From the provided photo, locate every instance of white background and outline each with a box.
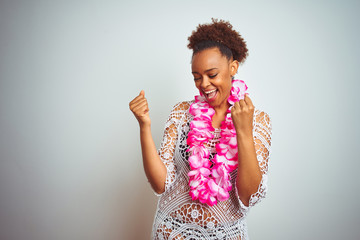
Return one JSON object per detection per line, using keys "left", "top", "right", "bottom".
{"left": 0, "top": 0, "right": 359, "bottom": 239}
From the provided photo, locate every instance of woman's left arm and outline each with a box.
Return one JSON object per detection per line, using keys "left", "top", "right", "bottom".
{"left": 231, "top": 94, "right": 272, "bottom": 207}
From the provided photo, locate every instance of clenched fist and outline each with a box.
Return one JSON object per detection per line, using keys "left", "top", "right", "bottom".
{"left": 231, "top": 94, "right": 254, "bottom": 137}
{"left": 129, "top": 90, "right": 151, "bottom": 127}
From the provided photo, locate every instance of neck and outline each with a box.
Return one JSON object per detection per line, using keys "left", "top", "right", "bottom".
{"left": 213, "top": 99, "right": 230, "bottom": 116}
{"left": 212, "top": 102, "right": 230, "bottom": 129}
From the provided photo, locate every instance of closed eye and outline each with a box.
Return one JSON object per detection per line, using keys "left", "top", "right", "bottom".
{"left": 209, "top": 73, "right": 218, "bottom": 78}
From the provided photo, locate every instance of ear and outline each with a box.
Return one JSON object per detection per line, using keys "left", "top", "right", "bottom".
{"left": 230, "top": 60, "right": 239, "bottom": 76}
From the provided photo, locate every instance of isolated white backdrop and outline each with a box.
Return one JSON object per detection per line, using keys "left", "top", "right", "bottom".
{"left": 0, "top": 0, "right": 359, "bottom": 239}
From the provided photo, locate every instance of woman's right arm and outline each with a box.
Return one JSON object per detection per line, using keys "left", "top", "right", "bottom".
{"left": 129, "top": 90, "right": 167, "bottom": 194}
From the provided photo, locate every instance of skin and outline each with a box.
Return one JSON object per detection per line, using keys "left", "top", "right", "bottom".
{"left": 191, "top": 47, "right": 237, "bottom": 127}
{"left": 192, "top": 48, "right": 261, "bottom": 206}
{"left": 129, "top": 90, "right": 167, "bottom": 194}
{"left": 129, "top": 47, "right": 262, "bottom": 206}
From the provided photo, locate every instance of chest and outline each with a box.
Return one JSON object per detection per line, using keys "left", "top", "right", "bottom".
{"left": 175, "top": 121, "right": 221, "bottom": 170}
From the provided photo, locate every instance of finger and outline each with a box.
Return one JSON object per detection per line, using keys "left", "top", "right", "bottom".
{"left": 239, "top": 99, "right": 246, "bottom": 109}
{"left": 232, "top": 101, "right": 239, "bottom": 110}
{"left": 136, "top": 104, "right": 149, "bottom": 115}
{"left": 129, "top": 93, "right": 145, "bottom": 106}
{"left": 131, "top": 97, "right": 147, "bottom": 106}
{"left": 244, "top": 94, "right": 254, "bottom": 108}
{"left": 130, "top": 98, "right": 148, "bottom": 111}
{"left": 131, "top": 100, "right": 149, "bottom": 113}
{"left": 139, "top": 90, "right": 145, "bottom": 97}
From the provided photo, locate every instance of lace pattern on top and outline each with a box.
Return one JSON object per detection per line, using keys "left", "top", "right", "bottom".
{"left": 152, "top": 101, "right": 272, "bottom": 239}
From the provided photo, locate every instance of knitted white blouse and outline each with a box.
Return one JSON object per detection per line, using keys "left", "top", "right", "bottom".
{"left": 152, "top": 100, "right": 272, "bottom": 240}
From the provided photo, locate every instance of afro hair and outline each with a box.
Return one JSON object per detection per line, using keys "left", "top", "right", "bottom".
{"left": 187, "top": 18, "right": 248, "bottom": 64}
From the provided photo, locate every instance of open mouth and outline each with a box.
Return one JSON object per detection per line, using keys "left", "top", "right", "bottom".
{"left": 204, "top": 89, "right": 218, "bottom": 101}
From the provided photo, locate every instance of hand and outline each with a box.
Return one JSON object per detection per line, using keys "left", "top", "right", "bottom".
{"left": 129, "top": 90, "right": 151, "bottom": 127}
{"left": 231, "top": 94, "right": 254, "bottom": 137}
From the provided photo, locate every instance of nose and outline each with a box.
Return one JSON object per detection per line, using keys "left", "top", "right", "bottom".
{"left": 200, "top": 77, "right": 210, "bottom": 89}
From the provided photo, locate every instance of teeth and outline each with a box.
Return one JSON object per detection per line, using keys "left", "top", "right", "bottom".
{"left": 205, "top": 89, "right": 217, "bottom": 94}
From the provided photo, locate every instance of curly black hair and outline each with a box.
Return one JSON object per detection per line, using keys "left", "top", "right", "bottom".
{"left": 187, "top": 18, "right": 248, "bottom": 64}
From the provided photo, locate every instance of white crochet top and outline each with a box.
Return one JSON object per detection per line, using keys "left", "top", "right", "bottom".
{"left": 152, "top": 101, "right": 272, "bottom": 240}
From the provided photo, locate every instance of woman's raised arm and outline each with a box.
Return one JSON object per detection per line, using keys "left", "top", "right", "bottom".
{"left": 129, "top": 90, "right": 167, "bottom": 194}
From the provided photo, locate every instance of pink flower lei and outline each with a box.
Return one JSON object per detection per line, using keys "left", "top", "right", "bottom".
{"left": 187, "top": 79, "right": 248, "bottom": 206}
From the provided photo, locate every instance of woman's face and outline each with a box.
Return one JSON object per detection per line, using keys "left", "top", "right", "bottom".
{"left": 191, "top": 47, "right": 239, "bottom": 110}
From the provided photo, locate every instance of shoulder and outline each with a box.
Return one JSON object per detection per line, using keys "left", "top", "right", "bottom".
{"left": 166, "top": 100, "right": 194, "bottom": 124}
{"left": 253, "top": 108, "right": 272, "bottom": 129}
{"left": 170, "top": 100, "right": 194, "bottom": 113}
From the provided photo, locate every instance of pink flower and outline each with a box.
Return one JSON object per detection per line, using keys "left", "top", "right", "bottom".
{"left": 212, "top": 165, "right": 232, "bottom": 192}
{"left": 213, "top": 155, "right": 238, "bottom": 172}
{"left": 207, "top": 178, "right": 230, "bottom": 202}
{"left": 215, "top": 143, "right": 228, "bottom": 155}
{"left": 190, "top": 119, "right": 213, "bottom": 130}
{"left": 228, "top": 80, "right": 248, "bottom": 105}
{"left": 197, "top": 185, "right": 217, "bottom": 206}
{"left": 186, "top": 79, "right": 248, "bottom": 206}
{"left": 187, "top": 145, "right": 210, "bottom": 158}
{"left": 188, "top": 154, "right": 203, "bottom": 169}
{"left": 188, "top": 167, "right": 211, "bottom": 180}
{"left": 227, "top": 94, "right": 239, "bottom": 105}
{"left": 228, "top": 136, "right": 237, "bottom": 148}
{"left": 187, "top": 128, "right": 214, "bottom": 144}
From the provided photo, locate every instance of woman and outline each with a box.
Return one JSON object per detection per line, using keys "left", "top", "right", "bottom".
{"left": 129, "top": 19, "right": 272, "bottom": 240}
